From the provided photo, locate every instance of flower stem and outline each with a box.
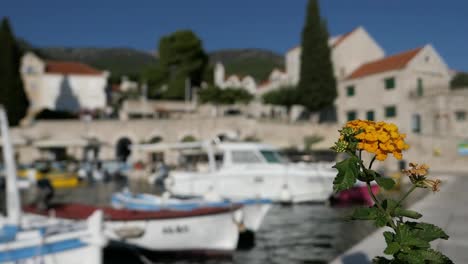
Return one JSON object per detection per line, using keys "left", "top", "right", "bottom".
{"left": 368, "top": 155, "right": 376, "bottom": 170}
{"left": 396, "top": 184, "right": 417, "bottom": 207}
{"left": 366, "top": 182, "right": 397, "bottom": 230}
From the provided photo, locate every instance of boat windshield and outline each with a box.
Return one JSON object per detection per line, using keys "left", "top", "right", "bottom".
{"left": 260, "top": 150, "right": 285, "bottom": 164}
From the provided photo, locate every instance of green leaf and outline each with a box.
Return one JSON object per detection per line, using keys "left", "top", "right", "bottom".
{"left": 375, "top": 212, "right": 388, "bottom": 227}
{"left": 406, "top": 222, "right": 449, "bottom": 242}
{"left": 397, "top": 249, "right": 453, "bottom": 264}
{"left": 417, "top": 248, "right": 454, "bottom": 264}
{"left": 394, "top": 208, "right": 422, "bottom": 219}
{"left": 375, "top": 176, "right": 395, "bottom": 190}
{"left": 350, "top": 207, "right": 379, "bottom": 220}
{"left": 396, "top": 223, "right": 430, "bottom": 249}
{"left": 383, "top": 231, "right": 395, "bottom": 244}
{"left": 384, "top": 242, "right": 401, "bottom": 255}
{"left": 332, "top": 156, "right": 359, "bottom": 192}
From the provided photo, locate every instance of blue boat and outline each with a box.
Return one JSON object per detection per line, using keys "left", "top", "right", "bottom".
{"left": 111, "top": 190, "right": 272, "bottom": 232}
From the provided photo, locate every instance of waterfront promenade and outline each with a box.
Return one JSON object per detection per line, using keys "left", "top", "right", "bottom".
{"left": 332, "top": 174, "right": 468, "bottom": 263}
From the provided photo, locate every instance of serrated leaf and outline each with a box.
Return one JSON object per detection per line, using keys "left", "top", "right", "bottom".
{"left": 396, "top": 223, "right": 430, "bottom": 249}
{"left": 375, "top": 176, "right": 395, "bottom": 190}
{"left": 384, "top": 242, "right": 401, "bottom": 255}
{"left": 397, "top": 249, "right": 453, "bottom": 264}
{"left": 396, "top": 252, "right": 425, "bottom": 264}
{"left": 383, "top": 231, "right": 395, "bottom": 244}
{"left": 406, "top": 222, "right": 449, "bottom": 242}
{"left": 350, "top": 207, "right": 379, "bottom": 220}
{"left": 332, "top": 156, "right": 359, "bottom": 192}
{"left": 417, "top": 248, "right": 454, "bottom": 264}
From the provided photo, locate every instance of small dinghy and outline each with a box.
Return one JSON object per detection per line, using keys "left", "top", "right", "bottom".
{"left": 111, "top": 190, "right": 272, "bottom": 232}
{"left": 24, "top": 203, "right": 241, "bottom": 253}
{"left": 0, "top": 106, "right": 106, "bottom": 264}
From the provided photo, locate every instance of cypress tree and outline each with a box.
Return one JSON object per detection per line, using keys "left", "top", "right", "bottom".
{"left": 0, "top": 17, "right": 29, "bottom": 126}
{"left": 297, "top": 0, "right": 336, "bottom": 112}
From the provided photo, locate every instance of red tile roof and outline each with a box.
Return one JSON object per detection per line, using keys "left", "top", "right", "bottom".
{"left": 45, "top": 61, "right": 103, "bottom": 75}
{"left": 347, "top": 47, "right": 423, "bottom": 79}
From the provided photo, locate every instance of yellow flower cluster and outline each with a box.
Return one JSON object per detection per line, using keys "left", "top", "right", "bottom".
{"left": 345, "top": 120, "right": 409, "bottom": 161}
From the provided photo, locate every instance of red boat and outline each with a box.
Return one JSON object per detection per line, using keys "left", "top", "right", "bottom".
{"left": 330, "top": 183, "right": 380, "bottom": 206}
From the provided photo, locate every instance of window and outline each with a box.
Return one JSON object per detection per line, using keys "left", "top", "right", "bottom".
{"left": 231, "top": 151, "right": 262, "bottom": 164}
{"left": 347, "top": 111, "right": 357, "bottom": 121}
{"left": 260, "top": 150, "right": 283, "bottom": 163}
{"left": 346, "top": 85, "right": 355, "bottom": 97}
{"left": 412, "top": 114, "right": 421, "bottom": 133}
{"left": 455, "top": 111, "right": 466, "bottom": 121}
{"left": 366, "top": 111, "right": 375, "bottom": 121}
{"left": 384, "top": 77, "right": 396, "bottom": 90}
{"left": 385, "top": 106, "right": 397, "bottom": 118}
{"left": 417, "top": 78, "right": 424, "bottom": 96}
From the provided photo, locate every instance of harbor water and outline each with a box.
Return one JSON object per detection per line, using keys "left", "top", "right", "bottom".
{"left": 2, "top": 181, "right": 376, "bottom": 264}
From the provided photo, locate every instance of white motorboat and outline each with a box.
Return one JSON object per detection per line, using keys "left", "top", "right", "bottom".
{"left": 0, "top": 106, "right": 106, "bottom": 264}
{"left": 111, "top": 190, "right": 272, "bottom": 232}
{"left": 134, "top": 141, "right": 336, "bottom": 203}
{"left": 24, "top": 203, "right": 241, "bottom": 253}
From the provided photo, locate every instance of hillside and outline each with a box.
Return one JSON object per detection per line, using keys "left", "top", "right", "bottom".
{"left": 25, "top": 45, "right": 283, "bottom": 83}
{"left": 39, "top": 47, "right": 158, "bottom": 80}
{"left": 209, "top": 48, "right": 284, "bottom": 82}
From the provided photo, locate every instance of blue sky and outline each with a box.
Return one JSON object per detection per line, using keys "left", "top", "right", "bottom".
{"left": 2, "top": 0, "right": 467, "bottom": 71}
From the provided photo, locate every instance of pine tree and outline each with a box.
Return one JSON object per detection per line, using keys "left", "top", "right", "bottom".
{"left": 0, "top": 17, "right": 29, "bottom": 126}
{"left": 154, "top": 30, "right": 208, "bottom": 100}
{"left": 297, "top": 0, "right": 336, "bottom": 112}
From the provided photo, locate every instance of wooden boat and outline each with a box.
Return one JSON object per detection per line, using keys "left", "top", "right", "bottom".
{"left": 0, "top": 106, "right": 106, "bottom": 264}
{"left": 111, "top": 191, "right": 272, "bottom": 232}
{"left": 24, "top": 203, "right": 241, "bottom": 253}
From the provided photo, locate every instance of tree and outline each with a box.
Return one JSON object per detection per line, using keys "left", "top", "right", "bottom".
{"left": 146, "top": 30, "right": 208, "bottom": 100}
{"left": 451, "top": 72, "right": 468, "bottom": 89}
{"left": 297, "top": 0, "right": 336, "bottom": 112}
{"left": 0, "top": 17, "right": 29, "bottom": 126}
{"left": 198, "top": 85, "right": 253, "bottom": 105}
{"left": 262, "top": 86, "right": 299, "bottom": 114}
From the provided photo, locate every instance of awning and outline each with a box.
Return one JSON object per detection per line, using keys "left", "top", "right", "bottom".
{"left": 132, "top": 141, "right": 206, "bottom": 153}
{"left": 34, "top": 138, "right": 88, "bottom": 148}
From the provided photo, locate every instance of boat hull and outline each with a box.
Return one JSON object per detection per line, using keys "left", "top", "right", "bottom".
{"left": 105, "top": 212, "right": 239, "bottom": 251}
{"left": 24, "top": 204, "right": 240, "bottom": 252}
{"left": 166, "top": 169, "right": 335, "bottom": 203}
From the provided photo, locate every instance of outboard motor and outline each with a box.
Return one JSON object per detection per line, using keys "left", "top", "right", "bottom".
{"left": 36, "top": 178, "right": 55, "bottom": 211}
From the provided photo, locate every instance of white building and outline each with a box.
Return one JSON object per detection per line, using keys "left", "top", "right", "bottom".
{"left": 20, "top": 52, "right": 109, "bottom": 114}
{"left": 213, "top": 62, "right": 256, "bottom": 94}
{"left": 336, "top": 45, "right": 452, "bottom": 135}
